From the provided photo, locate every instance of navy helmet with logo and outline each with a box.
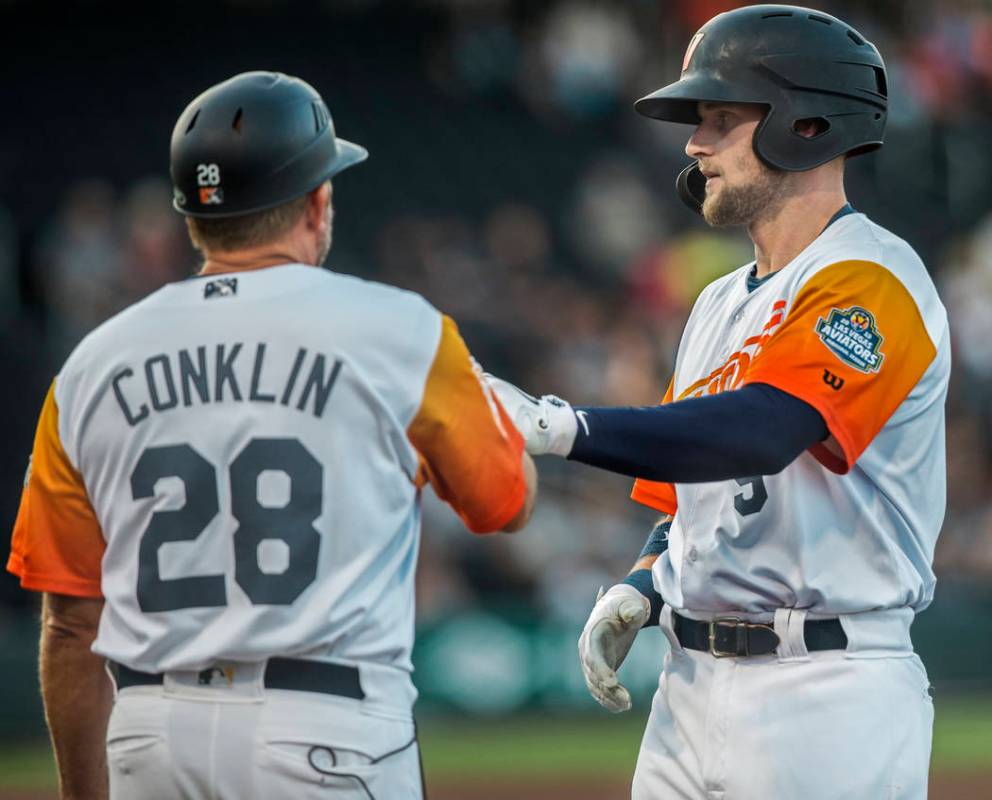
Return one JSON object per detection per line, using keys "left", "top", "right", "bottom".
{"left": 170, "top": 71, "right": 367, "bottom": 218}
{"left": 635, "top": 5, "right": 888, "bottom": 213}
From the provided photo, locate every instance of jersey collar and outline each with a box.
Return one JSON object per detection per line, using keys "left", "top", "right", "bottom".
{"left": 746, "top": 203, "right": 856, "bottom": 293}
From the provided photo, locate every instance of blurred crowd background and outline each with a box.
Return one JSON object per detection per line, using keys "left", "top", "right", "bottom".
{"left": 2, "top": 0, "right": 992, "bottom": 716}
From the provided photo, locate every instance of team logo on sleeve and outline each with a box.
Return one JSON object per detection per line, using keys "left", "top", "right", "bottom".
{"left": 815, "top": 306, "right": 884, "bottom": 373}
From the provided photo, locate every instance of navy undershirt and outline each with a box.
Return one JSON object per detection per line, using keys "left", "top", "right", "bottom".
{"left": 570, "top": 383, "right": 827, "bottom": 482}
{"left": 745, "top": 203, "right": 855, "bottom": 293}
{"left": 567, "top": 206, "right": 852, "bottom": 482}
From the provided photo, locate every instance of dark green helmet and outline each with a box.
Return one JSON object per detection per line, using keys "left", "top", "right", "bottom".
{"left": 170, "top": 71, "right": 367, "bottom": 218}
{"left": 635, "top": 5, "right": 887, "bottom": 212}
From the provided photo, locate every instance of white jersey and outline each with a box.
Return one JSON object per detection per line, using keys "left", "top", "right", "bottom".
{"left": 633, "top": 212, "right": 949, "bottom": 616}
{"left": 9, "top": 264, "right": 525, "bottom": 709}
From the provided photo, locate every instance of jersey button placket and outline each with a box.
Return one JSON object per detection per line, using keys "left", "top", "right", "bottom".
{"left": 719, "top": 302, "right": 748, "bottom": 361}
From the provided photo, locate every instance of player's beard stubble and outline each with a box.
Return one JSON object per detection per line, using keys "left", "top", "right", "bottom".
{"left": 701, "top": 153, "right": 791, "bottom": 228}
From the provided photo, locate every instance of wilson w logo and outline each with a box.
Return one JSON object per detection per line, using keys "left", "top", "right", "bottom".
{"left": 822, "top": 369, "right": 845, "bottom": 391}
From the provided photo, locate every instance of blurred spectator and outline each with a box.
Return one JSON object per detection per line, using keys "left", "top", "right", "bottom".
{"left": 568, "top": 154, "right": 668, "bottom": 279}
{"left": 526, "top": 2, "right": 642, "bottom": 118}
{"left": 119, "top": 177, "right": 197, "bottom": 298}
{"left": 33, "top": 180, "right": 124, "bottom": 359}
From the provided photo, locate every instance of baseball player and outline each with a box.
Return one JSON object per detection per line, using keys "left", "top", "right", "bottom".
{"left": 490, "top": 6, "right": 947, "bottom": 799}
{"left": 8, "top": 71, "right": 536, "bottom": 800}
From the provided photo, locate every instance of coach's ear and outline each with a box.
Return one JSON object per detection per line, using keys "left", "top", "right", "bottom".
{"left": 304, "top": 180, "right": 332, "bottom": 233}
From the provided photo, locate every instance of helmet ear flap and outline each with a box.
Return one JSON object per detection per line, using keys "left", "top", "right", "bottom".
{"left": 677, "top": 163, "right": 707, "bottom": 215}
{"left": 752, "top": 107, "right": 882, "bottom": 172}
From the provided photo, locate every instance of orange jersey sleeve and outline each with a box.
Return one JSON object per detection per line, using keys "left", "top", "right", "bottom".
{"left": 743, "top": 260, "right": 936, "bottom": 474}
{"left": 408, "top": 316, "right": 526, "bottom": 534}
{"left": 630, "top": 377, "right": 679, "bottom": 514}
{"left": 7, "top": 381, "right": 105, "bottom": 597}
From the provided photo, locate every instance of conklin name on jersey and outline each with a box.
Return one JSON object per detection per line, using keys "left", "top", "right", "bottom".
{"left": 111, "top": 342, "right": 344, "bottom": 425}
{"left": 8, "top": 265, "right": 526, "bottom": 715}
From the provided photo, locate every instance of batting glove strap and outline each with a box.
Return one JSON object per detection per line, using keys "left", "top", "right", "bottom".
{"left": 484, "top": 375, "right": 578, "bottom": 457}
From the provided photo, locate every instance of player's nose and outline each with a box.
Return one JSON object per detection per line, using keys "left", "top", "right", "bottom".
{"left": 685, "top": 127, "right": 713, "bottom": 160}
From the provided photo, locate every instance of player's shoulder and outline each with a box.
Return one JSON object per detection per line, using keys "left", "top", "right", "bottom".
{"left": 305, "top": 268, "right": 444, "bottom": 351}
{"left": 798, "top": 213, "right": 947, "bottom": 341}
{"left": 804, "top": 213, "right": 930, "bottom": 288}
{"left": 243, "top": 264, "right": 440, "bottom": 324}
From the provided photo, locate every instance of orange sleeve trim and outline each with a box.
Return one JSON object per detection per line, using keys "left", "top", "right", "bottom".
{"left": 6, "top": 552, "right": 103, "bottom": 597}
{"left": 408, "top": 316, "right": 526, "bottom": 534}
{"left": 630, "top": 480, "right": 678, "bottom": 514}
{"left": 8, "top": 381, "right": 105, "bottom": 594}
{"left": 743, "top": 260, "right": 936, "bottom": 472}
{"left": 461, "top": 452, "right": 527, "bottom": 533}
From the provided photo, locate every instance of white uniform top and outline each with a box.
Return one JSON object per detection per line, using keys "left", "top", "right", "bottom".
{"left": 632, "top": 213, "right": 950, "bottom": 617}
{"left": 9, "top": 264, "right": 525, "bottom": 710}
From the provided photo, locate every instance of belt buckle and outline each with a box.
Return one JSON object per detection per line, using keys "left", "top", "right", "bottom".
{"left": 709, "top": 616, "right": 743, "bottom": 658}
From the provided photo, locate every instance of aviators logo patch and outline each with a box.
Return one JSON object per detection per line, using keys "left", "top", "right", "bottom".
{"left": 815, "top": 306, "right": 885, "bottom": 374}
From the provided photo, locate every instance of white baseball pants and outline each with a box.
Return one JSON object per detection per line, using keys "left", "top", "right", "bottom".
{"left": 632, "top": 607, "right": 933, "bottom": 800}
{"left": 106, "top": 663, "right": 424, "bottom": 800}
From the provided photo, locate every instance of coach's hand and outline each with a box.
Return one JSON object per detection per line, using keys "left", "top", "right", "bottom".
{"left": 578, "top": 584, "right": 650, "bottom": 713}
{"left": 484, "top": 375, "right": 578, "bottom": 457}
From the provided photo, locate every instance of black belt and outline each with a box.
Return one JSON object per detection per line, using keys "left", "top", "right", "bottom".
{"left": 109, "top": 658, "right": 365, "bottom": 700}
{"left": 673, "top": 612, "right": 847, "bottom": 658}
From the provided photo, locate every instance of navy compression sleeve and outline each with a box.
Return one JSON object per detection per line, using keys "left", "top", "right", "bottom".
{"left": 569, "top": 383, "right": 828, "bottom": 483}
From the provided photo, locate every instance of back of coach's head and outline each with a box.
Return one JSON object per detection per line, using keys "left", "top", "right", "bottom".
{"left": 169, "top": 71, "right": 367, "bottom": 259}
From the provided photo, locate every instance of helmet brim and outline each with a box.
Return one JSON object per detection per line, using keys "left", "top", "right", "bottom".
{"left": 634, "top": 74, "right": 770, "bottom": 124}
{"left": 174, "top": 137, "right": 369, "bottom": 218}
{"left": 329, "top": 138, "right": 369, "bottom": 177}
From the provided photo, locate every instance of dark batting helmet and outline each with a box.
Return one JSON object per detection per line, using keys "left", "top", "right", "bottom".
{"left": 635, "top": 5, "right": 887, "bottom": 213}
{"left": 170, "top": 71, "right": 367, "bottom": 218}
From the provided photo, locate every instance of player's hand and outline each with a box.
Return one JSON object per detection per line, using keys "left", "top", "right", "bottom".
{"left": 483, "top": 375, "right": 578, "bottom": 457}
{"left": 578, "top": 584, "right": 650, "bottom": 713}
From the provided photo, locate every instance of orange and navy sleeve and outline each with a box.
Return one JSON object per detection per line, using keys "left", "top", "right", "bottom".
{"left": 743, "top": 260, "right": 936, "bottom": 474}
{"left": 630, "top": 377, "right": 679, "bottom": 514}
{"left": 7, "top": 381, "right": 105, "bottom": 597}
{"left": 407, "top": 316, "right": 526, "bottom": 534}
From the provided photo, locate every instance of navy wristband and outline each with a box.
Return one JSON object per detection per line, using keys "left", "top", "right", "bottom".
{"left": 639, "top": 521, "right": 671, "bottom": 560}
{"left": 622, "top": 569, "right": 663, "bottom": 628}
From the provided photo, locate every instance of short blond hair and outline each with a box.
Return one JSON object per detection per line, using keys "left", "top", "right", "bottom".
{"left": 185, "top": 193, "right": 309, "bottom": 253}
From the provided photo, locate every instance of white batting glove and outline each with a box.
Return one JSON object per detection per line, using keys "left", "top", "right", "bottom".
{"left": 484, "top": 375, "right": 579, "bottom": 456}
{"left": 578, "top": 584, "right": 650, "bottom": 713}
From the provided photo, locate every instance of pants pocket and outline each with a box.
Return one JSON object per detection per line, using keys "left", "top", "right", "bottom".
{"left": 107, "top": 734, "right": 173, "bottom": 800}
{"left": 258, "top": 739, "right": 422, "bottom": 800}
